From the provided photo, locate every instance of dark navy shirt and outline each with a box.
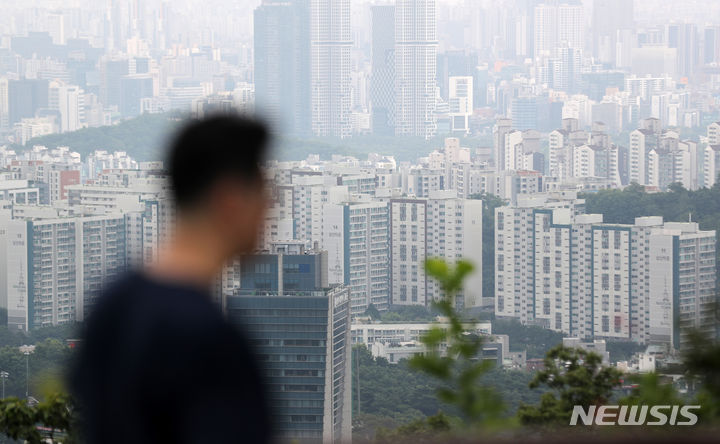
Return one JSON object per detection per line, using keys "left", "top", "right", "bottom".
{"left": 71, "top": 272, "right": 270, "bottom": 444}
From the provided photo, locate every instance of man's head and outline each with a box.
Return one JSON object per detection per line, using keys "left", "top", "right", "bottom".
{"left": 167, "top": 115, "right": 270, "bottom": 256}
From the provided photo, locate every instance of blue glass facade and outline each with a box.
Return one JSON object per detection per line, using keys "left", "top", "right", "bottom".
{"left": 227, "top": 252, "right": 350, "bottom": 442}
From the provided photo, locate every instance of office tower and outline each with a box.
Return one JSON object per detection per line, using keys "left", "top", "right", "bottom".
{"left": 534, "top": 3, "right": 583, "bottom": 59}
{"left": 545, "top": 44, "right": 582, "bottom": 93}
{"left": 254, "top": 0, "right": 311, "bottom": 136}
{"left": 448, "top": 76, "right": 473, "bottom": 134}
{"left": 592, "top": 0, "right": 634, "bottom": 65}
{"left": 436, "top": 51, "right": 477, "bottom": 101}
{"left": 557, "top": 3, "right": 584, "bottom": 51}
{"left": 226, "top": 247, "right": 351, "bottom": 442}
{"left": 630, "top": 46, "right": 678, "bottom": 78}
{"left": 8, "top": 79, "right": 49, "bottom": 125}
{"left": 370, "top": 5, "right": 395, "bottom": 136}
{"left": 120, "top": 75, "right": 154, "bottom": 117}
{"left": 494, "top": 118, "right": 513, "bottom": 171}
{"left": 394, "top": 0, "right": 437, "bottom": 138}
{"left": 703, "top": 26, "right": 720, "bottom": 65}
{"left": 101, "top": 58, "right": 129, "bottom": 109}
{"left": 510, "top": 96, "right": 538, "bottom": 130}
{"left": 322, "top": 199, "right": 390, "bottom": 314}
{"left": 49, "top": 81, "right": 85, "bottom": 132}
{"left": 0, "top": 78, "right": 8, "bottom": 130}
{"left": 311, "top": 0, "right": 352, "bottom": 138}
{"left": 667, "top": 23, "right": 699, "bottom": 79}
{"left": 0, "top": 215, "right": 127, "bottom": 330}
{"left": 533, "top": 3, "right": 558, "bottom": 59}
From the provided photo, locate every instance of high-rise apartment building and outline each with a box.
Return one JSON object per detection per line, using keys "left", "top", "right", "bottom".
{"left": 0, "top": 214, "right": 127, "bottom": 330}
{"left": 322, "top": 199, "right": 390, "bottom": 314}
{"left": 389, "top": 198, "right": 428, "bottom": 306}
{"left": 394, "top": 0, "right": 437, "bottom": 138}
{"left": 311, "top": 0, "right": 352, "bottom": 138}
{"left": 495, "top": 196, "right": 716, "bottom": 349}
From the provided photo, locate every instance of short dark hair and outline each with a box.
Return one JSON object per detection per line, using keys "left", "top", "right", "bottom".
{"left": 167, "top": 115, "right": 269, "bottom": 209}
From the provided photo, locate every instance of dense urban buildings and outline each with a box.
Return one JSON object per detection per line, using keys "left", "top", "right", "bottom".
{"left": 1, "top": 1, "right": 720, "bottom": 427}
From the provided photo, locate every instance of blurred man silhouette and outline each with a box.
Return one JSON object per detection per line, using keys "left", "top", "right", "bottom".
{"left": 72, "top": 116, "right": 271, "bottom": 443}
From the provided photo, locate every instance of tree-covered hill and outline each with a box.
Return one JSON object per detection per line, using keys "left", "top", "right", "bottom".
{"left": 14, "top": 112, "right": 493, "bottom": 163}
{"left": 18, "top": 112, "right": 182, "bottom": 161}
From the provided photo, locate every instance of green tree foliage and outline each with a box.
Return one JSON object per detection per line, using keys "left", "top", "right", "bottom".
{"left": 20, "top": 117, "right": 494, "bottom": 164}
{"left": 491, "top": 319, "right": 564, "bottom": 359}
{"left": 374, "top": 412, "right": 457, "bottom": 444}
{"left": 19, "top": 113, "right": 181, "bottom": 162}
{"left": 363, "top": 304, "right": 382, "bottom": 320}
{"left": 0, "top": 393, "right": 75, "bottom": 443}
{"left": 380, "top": 305, "right": 437, "bottom": 322}
{"left": 518, "top": 345, "right": 622, "bottom": 427}
{"left": 409, "top": 259, "right": 504, "bottom": 425}
{"left": 468, "top": 193, "right": 508, "bottom": 302}
{"left": 605, "top": 341, "right": 646, "bottom": 363}
{"left": 273, "top": 134, "right": 491, "bottom": 163}
{"left": 582, "top": 183, "right": 720, "bottom": 280}
{"left": 618, "top": 372, "right": 686, "bottom": 408}
{"left": 0, "top": 339, "right": 73, "bottom": 400}
{"left": 683, "top": 328, "right": 720, "bottom": 420}
{"left": 352, "top": 345, "right": 443, "bottom": 424}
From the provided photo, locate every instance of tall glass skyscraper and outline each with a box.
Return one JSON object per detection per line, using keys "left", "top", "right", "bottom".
{"left": 394, "top": 0, "right": 438, "bottom": 138}
{"left": 226, "top": 250, "right": 351, "bottom": 442}
{"left": 254, "top": 0, "right": 312, "bottom": 136}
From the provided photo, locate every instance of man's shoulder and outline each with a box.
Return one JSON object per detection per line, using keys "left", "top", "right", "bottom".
{"left": 91, "top": 271, "right": 225, "bottom": 332}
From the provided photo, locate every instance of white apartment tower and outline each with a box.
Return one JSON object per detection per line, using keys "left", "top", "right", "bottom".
{"left": 496, "top": 198, "right": 716, "bottom": 349}
{"left": 0, "top": 215, "right": 128, "bottom": 330}
{"left": 322, "top": 199, "right": 390, "bottom": 314}
{"left": 534, "top": 3, "right": 584, "bottom": 59}
{"left": 394, "top": 0, "right": 437, "bottom": 138}
{"left": 311, "top": 0, "right": 352, "bottom": 138}
{"left": 389, "top": 198, "right": 428, "bottom": 306}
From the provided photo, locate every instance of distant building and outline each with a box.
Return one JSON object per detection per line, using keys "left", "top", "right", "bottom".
{"left": 370, "top": 5, "right": 396, "bottom": 136}
{"left": 254, "top": 0, "right": 311, "bottom": 136}
{"left": 394, "top": 0, "right": 437, "bottom": 138}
